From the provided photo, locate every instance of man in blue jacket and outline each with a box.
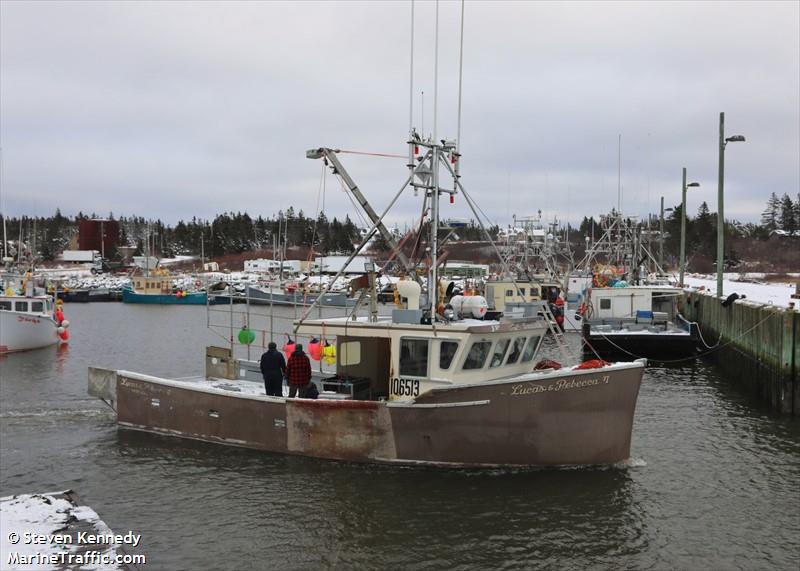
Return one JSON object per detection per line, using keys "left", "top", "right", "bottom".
{"left": 260, "top": 342, "right": 286, "bottom": 397}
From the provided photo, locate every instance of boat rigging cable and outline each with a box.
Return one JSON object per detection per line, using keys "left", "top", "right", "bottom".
{"left": 409, "top": 0, "right": 415, "bottom": 140}
{"left": 306, "top": 160, "right": 327, "bottom": 305}
{"left": 456, "top": 0, "right": 465, "bottom": 161}
{"left": 337, "top": 149, "right": 406, "bottom": 159}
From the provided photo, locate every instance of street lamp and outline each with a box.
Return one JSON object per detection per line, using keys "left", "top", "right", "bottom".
{"left": 678, "top": 168, "right": 700, "bottom": 287}
{"left": 717, "top": 112, "right": 746, "bottom": 297}
{"left": 659, "top": 197, "right": 673, "bottom": 271}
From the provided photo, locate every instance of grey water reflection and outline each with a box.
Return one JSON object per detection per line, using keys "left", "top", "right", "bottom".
{"left": 112, "top": 429, "right": 646, "bottom": 571}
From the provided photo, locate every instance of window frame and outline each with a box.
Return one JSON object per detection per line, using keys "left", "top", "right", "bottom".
{"left": 506, "top": 336, "right": 527, "bottom": 365}
{"left": 438, "top": 339, "right": 460, "bottom": 371}
{"left": 521, "top": 335, "right": 541, "bottom": 363}
{"left": 462, "top": 340, "right": 493, "bottom": 370}
{"left": 489, "top": 338, "right": 511, "bottom": 368}
{"left": 399, "top": 337, "right": 431, "bottom": 378}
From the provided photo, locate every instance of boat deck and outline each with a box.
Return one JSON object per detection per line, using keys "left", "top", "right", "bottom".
{"left": 122, "top": 359, "right": 641, "bottom": 404}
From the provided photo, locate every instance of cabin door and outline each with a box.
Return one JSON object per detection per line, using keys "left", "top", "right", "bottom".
{"left": 336, "top": 336, "right": 391, "bottom": 400}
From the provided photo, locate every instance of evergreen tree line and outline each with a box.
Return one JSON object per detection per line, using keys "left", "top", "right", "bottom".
{"left": 759, "top": 192, "right": 800, "bottom": 236}
{"left": 0, "top": 208, "right": 363, "bottom": 261}
{"left": 3, "top": 192, "right": 796, "bottom": 263}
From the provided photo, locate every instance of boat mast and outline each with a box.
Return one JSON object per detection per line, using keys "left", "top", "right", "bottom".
{"left": 429, "top": 0, "right": 440, "bottom": 318}
{"left": 0, "top": 147, "right": 6, "bottom": 265}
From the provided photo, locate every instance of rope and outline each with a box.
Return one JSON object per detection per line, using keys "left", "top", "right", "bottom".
{"left": 306, "top": 161, "right": 326, "bottom": 264}
{"left": 580, "top": 333, "right": 606, "bottom": 362}
{"left": 336, "top": 175, "right": 370, "bottom": 229}
{"left": 337, "top": 149, "right": 407, "bottom": 159}
{"left": 688, "top": 320, "right": 722, "bottom": 349}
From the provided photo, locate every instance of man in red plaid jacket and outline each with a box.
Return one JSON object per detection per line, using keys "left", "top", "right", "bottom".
{"left": 285, "top": 344, "right": 312, "bottom": 398}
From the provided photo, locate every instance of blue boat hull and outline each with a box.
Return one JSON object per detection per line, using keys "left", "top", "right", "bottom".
{"left": 122, "top": 288, "right": 208, "bottom": 305}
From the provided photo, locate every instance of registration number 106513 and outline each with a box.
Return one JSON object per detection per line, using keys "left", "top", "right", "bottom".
{"left": 390, "top": 377, "right": 420, "bottom": 397}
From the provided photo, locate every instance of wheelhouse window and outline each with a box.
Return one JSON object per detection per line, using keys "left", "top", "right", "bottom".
{"left": 505, "top": 289, "right": 514, "bottom": 297}
{"left": 489, "top": 339, "right": 510, "bottom": 368}
{"left": 463, "top": 341, "right": 492, "bottom": 370}
{"left": 0, "top": 301, "right": 11, "bottom": 311}
{"left": 521, "top": 336, "right": 540, "bottom": 362}
{"left": 15, "top": 301, "right": 28, "bottom": 312}
{"left": 340, "top": 341, "right": 361, "bottom": 366}
{"left": 400, "top": 338, "right": 429, "bottom": 377}
{"left": 506, "top": 336, "right": 526, "bottom": 365}
{"left": 600, "top": 298, "right": 611, "bottom": 310}
{"left": 31, "top": 302, "right": 44, "bottom": 312}
{"left": 439, "top": 341, "right": 459, "bottom": 370}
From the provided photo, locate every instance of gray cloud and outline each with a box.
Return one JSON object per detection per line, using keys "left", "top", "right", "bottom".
{"left": 1, "top": 0, "right": 797, "bottom": 228}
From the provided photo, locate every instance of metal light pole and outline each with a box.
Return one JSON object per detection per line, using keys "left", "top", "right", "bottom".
{"left": 717, "top": 112, "right": 746, "bottom": 297}
{"left": 660, "top": 196, "right": 665, "bottom": 270}
{"left": 679, "top": 168, "right": 700, "bottom": 287}
{"left": 659, "top": 197, "right": 673, "bottom": 272}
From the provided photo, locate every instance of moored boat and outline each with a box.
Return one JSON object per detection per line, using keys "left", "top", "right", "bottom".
{"left": 122, "top": 273, "right": 209, "bottom": 305}
{"left": 0, "top": 276, "right": 71, "bottom": 353}
{"left": 580, "top": 285, "right": 698, "bottom": 362}
{"left": 246, "top": 284, "right": 357, "bottom": 307}
{"left": 89, "top": 130, "right": 646, "bottom": 468}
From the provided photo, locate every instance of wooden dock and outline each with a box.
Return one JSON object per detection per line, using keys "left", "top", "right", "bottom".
{"left": 682, "top": 290, "right": 799, "bottom": 415}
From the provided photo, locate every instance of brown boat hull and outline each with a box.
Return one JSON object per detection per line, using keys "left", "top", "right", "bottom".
{"left": 96, "top": 362, "right": 644, "bottom": 468}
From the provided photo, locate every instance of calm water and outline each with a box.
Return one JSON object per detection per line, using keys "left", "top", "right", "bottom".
{"left": 1, "top": 303, "right": 798, "bottom": 570}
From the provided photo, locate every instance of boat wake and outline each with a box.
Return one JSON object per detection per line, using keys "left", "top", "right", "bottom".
{"left": 0, "top": 407, "right": 112, "bottom": 421}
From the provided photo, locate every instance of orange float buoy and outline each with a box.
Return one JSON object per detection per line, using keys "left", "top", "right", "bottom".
{"left": 308, "top": 338, "right": 322, "bottom": 361}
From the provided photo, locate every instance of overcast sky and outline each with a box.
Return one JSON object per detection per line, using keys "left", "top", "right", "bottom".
{"left": 1, "top": 0, "right": 798, "bottom": 230}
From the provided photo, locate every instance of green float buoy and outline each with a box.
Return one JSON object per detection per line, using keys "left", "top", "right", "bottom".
{"left": 238, "top": 328, "right": 256, "bottom": 345}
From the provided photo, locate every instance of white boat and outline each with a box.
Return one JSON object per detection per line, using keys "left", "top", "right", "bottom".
{"left": 0, "top": 293, "right": 61, "bottom": 353}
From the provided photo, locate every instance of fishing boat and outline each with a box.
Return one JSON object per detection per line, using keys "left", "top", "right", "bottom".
{"left": 58, "top": 286, "right": 121, "bottom": 303}
{"left": 246, "top": 283, "right": 357, "bottom": 308}
{"left": 122, "top": 273, "right": 208, "bottom": 305}
{"left": 1, "top": 277, "right": 70, "bottom": 353}
{"left": 89, "top": 127, "right": 646, "bottom": 467}
{"left": 580, "top": 284, "right": 698, "bottom": 362}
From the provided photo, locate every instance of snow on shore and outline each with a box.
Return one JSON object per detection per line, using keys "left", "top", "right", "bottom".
{"left": 0, "top": 492, "right": 127, "bottom": 570}
{"left": 683, "top": 273, "right": 799, "bottom": 308}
